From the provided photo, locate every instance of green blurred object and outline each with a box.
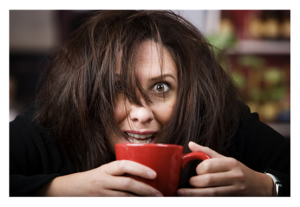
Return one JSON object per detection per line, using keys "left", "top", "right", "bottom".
{"left": 248, "top": 87, "right": 262, "bottom": 102}
{"left": 207, "top": 33, "right": 237, "bottom": 70}
{"left": 264, "top": 68, "right": 282, "bottom": 84}
{"left": 207, "top": 32, "right": 237, "bottom": 51}
{"left": 232, "top": 71, "right": 246, "bottom": 88}
{"left": 269, "top": 86, "right": 286, "bottom": 101}
{"left": 237, "top": 55, "right": 265, "bottom": 69}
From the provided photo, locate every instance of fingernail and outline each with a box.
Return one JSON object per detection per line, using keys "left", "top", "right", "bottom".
{"left": 177, "top": 189, "right": 185, "bottom": 196}
{"left": 156, "top": 193, "right": 163, "bottom": 197}
{"left": 147, "top": 171, "right": 156, "bottom": 178}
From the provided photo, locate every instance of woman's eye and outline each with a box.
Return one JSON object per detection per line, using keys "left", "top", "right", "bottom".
{"left": 115, "top": 81, "right": 123, "bottom": 91}
{"left": 153, "top": 83, "right": 169, "bottom": 93}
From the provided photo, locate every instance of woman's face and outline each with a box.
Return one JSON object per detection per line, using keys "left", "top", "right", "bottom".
{"left": 109, "top": 41, "right": 178, "bottom": 153}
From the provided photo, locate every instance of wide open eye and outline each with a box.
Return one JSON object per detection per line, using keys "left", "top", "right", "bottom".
{"left": 152, "top": 82, "right": 170, "bottom": 93}
{"left": 115, "top": 80, "right": 123, "bottom": 91}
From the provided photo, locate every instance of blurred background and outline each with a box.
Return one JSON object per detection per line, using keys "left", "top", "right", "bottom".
{"left": 9, "top": 10, "right": 290, "bottom": 138}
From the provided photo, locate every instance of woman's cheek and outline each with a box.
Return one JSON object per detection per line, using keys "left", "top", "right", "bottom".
{"left": 113, "top": 95, "right": 128, "bottom": 123}
{"left": 153, "top": 100, "right": 176, "bottom": 126}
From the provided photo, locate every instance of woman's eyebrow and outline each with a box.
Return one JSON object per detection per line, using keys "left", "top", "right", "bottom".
{"left": 150, "top": 74, "right": 177, "bottom": 82}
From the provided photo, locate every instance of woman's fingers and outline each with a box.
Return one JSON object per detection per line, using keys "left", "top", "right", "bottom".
{"left": 104, "top": 176, "right": 163, "bottom": 196}
{"left": 107, "top": 191, "right": 137, "bottom": 197}
{"left": 104, "top": 160, "right": 156, "bottom": 179}
{"left": 188, "top": 141, "right": 224, "bottom": 158}
{"left": 101, "top": 160, "right": 163, "bottom": 196}
{"left": 191, "top": 158, "right": 245, "bottom": 188}
{"left": 177, "top": 185, "right": 238, "bottom": 196}
{"left": 98, "top": 189, "right": 138, "bottom": 197}
{"left": 189, "top": 171, "right": 235, "bottom": 188}
{"left": 196, "top": 157, "right": 238, "bottom": 175}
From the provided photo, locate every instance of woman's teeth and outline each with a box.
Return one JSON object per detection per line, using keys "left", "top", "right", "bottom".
{"left": 128, "top": 137, "right": 152, "bottom": 143}
{"left": 126, "top": 133, "right": 153, "bottom": 144}
{"left": 127, "top": 133, "right": 153, "bottom": 139}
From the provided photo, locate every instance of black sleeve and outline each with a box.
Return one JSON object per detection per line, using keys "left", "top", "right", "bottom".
{"left": 9, "top": 104, "right": 75, "bottom": 196}
{"left": 230, "top": 113, "right": 290, "bottom": 196}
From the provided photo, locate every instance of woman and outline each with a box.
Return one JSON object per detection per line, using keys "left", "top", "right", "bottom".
{"left": 10, "top": 10, "right": 290, "bottom": 196}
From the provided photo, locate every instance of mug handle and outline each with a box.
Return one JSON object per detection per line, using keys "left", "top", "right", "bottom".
{"left": 181, "top": 152, "right": 211, "bottom": 170}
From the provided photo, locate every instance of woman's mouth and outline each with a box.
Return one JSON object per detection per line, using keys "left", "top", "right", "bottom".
{"left": 124, "top": 132, "right": 155, "bottom": 144}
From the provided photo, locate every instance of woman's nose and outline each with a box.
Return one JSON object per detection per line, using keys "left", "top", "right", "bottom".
{"left": 129, "top": 100, "right": 154, "bottom": 124}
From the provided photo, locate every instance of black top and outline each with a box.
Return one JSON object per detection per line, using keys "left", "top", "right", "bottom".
{"left": 9, "top": 103, "right": 290, "bottom": 196}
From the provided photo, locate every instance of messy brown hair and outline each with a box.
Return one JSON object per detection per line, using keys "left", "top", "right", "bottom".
{"left": 36, "top": 10, "right": 248, "bottom": 186}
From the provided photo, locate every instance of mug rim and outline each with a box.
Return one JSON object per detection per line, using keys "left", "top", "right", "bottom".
{"left": 115, "top": 143, "right": 183, "bottom": 148}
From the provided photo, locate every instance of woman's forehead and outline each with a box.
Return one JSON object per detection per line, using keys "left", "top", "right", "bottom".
{"left": 115, "top": 41, "right": 177, "bottom": 80}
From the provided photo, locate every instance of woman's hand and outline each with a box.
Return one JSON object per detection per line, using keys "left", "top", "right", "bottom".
{"left": 37, "top": 160, "right": 163, "bottom": 196}
{"left": 177, "top": 141, "right": 274, "bottom": 196}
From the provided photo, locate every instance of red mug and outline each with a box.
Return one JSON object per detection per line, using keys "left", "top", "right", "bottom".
{"left": 115, "top": 143, "right": 210, "bottom": 196}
